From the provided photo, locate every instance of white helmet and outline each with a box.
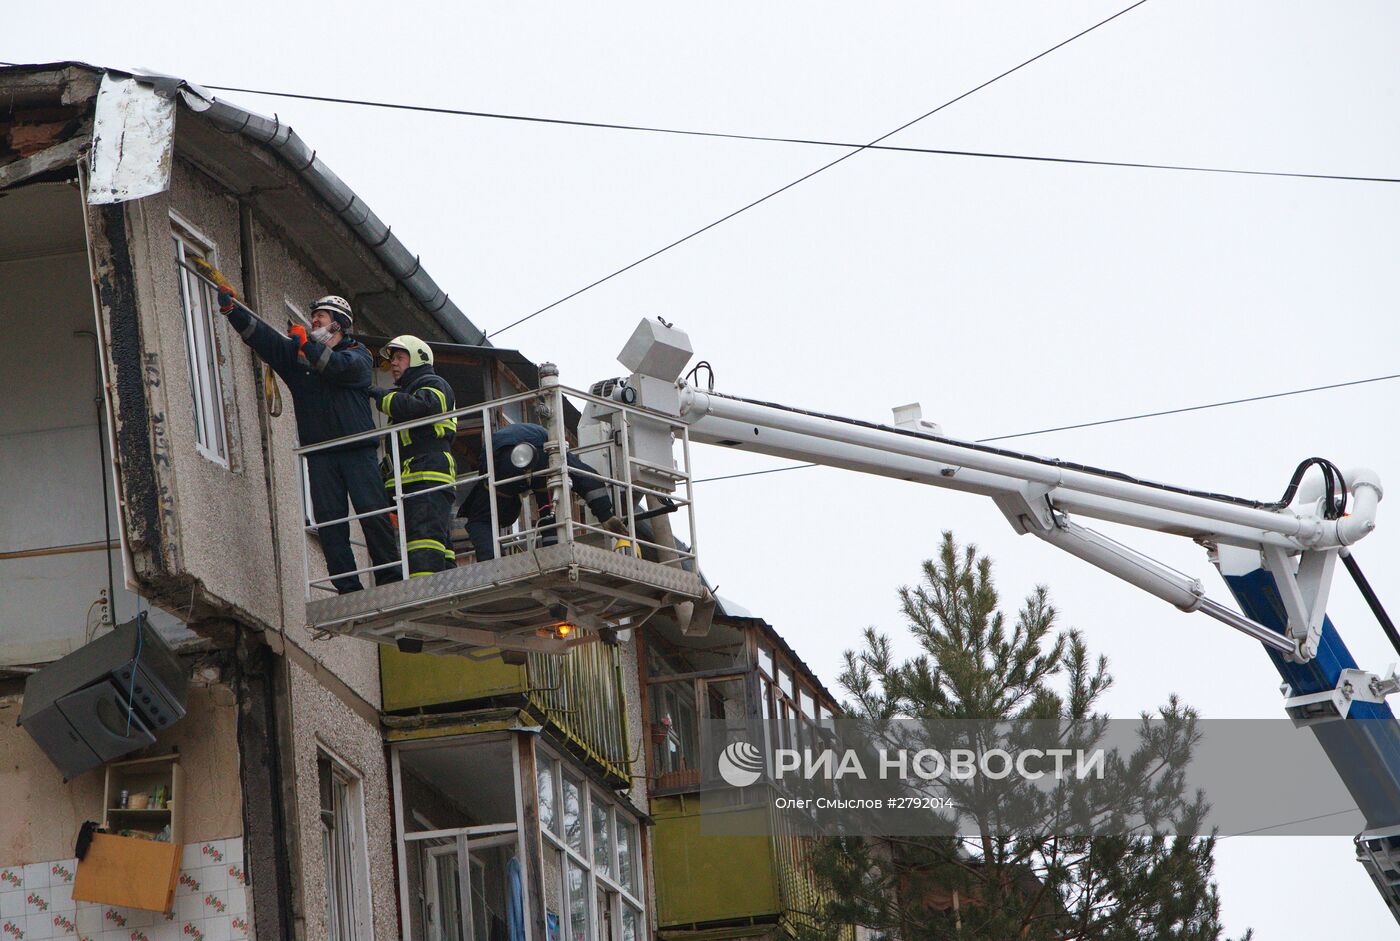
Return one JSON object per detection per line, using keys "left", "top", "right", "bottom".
{"left": 381, "top": 334, "right": 433, "bottom": 367}
{"left": 311, "top": 295, "right": 353, "bottom": 329}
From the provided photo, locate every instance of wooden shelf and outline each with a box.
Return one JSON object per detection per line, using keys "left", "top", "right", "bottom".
{"left": 107, "top": 807, "right": 172, "bottom": 815}
{"left": 77, "top": 754, "right": 185, "bottom": 914}
{"left": 98, "top": 753, "right": 183, "bottom": 844}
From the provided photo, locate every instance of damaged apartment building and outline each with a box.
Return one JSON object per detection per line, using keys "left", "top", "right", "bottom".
{"left": 0, "top": 62, "right": 847, "bottom": 941}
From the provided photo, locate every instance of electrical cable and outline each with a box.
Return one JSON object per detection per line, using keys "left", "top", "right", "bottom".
{"left": 75, "top": 331, "right": 118, "bottom": 623}
{"left": 6, "top": 62, "right": 1390, "bottom": 188}
{"left": 1341, "top": 552, "right": 1400, "bottom": 661}
{"left": 978, "top": 373, "right": 1400, "bottom": 442}
{"left": 684, "top": 360, "right": 716, "bottom": 393}
{"left": 147, "top": 82, "right": 1400, "bottom": 188}
{"left": 485, "top": 0, "right": 1155, "bottom": 339}
{"left": 692, "top": 371, "right": 1400, "bottom": 484}
{"left": 125, "top": 607, "right": 144, "bottom": 737}
{"left": 1215, "top": 806, "right": 1361, "bottom": 838}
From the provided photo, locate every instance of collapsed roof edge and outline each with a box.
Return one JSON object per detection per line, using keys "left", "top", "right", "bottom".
{"left": 129, "top": 66, "right": 487, "bottom": 346}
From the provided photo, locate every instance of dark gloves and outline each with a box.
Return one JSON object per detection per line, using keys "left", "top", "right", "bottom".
{"left": 367, "top": 386, "right": 391, "bottom": 403}
{"left": 288, "top": 324, "right": 309, "bottom": 350}
{"left": 217, "top": 287, "right": 237, "bottom": 314}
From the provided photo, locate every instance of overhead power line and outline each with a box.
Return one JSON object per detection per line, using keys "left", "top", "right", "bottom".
{"left": 5, "top": 62, "right": 1392, "bottom": 188}
{"left": 691, "top": 371, "right": 1400, "bottom": 484}
{"left": 192, "top": 83, "right": 1400, "bottom": 187}
{"left": 485, "top": 0, "right": 1155, "bottom": 339}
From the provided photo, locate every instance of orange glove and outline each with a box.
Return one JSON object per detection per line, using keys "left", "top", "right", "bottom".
{"left": 288, "top": 324, "right": 309, "bottom": 350}
{"left": 217, "top": 287, "right": 237, "bottom": 314}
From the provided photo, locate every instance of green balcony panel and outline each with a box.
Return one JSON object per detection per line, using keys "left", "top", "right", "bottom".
{"left": 381, "top": 644, "right": 526, "bottom": 712}
{"left": 380, "top": 643, "right": 631, "bottom": 783}
{"left": 653, "top": 796, "right": 780, "bottom": 928}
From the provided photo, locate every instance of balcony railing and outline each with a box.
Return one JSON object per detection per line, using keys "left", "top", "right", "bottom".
{"left": 380, "top": 639, "right": 632, "bottom": 784}
{"left": 296, "top": 375, "right": 706, "bottom": 655}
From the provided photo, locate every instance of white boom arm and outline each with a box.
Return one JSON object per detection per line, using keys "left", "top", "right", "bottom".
{"left": 603, "top": 319, "right": 1383, "bottom": 664}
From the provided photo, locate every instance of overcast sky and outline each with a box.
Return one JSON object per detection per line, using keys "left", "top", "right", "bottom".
{"left": 12, "top": 0, "right": 1400, "bottom": 933}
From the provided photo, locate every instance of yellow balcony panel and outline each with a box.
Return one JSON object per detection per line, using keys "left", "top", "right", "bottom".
{"left": 381, "top": 642, "right": 631, "bottom": 784}
{"left": 381, "top": 644, "right": 526, "bottom": 712}
{"left": 653, "top": 796, "right": 781, "bottom": 929}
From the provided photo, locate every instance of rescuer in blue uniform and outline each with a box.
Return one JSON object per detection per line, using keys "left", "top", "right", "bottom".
{"left": 368, "top": 336, "right": 458, "bottom": 577}
{"left": 459, "top": 422, "right": 623, "bottom": 561}
{"left": 218, "top": 289, "right": 400, "bottom": 593}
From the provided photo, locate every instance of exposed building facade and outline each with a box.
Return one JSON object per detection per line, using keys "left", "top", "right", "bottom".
{"left": 0, "top": 62, "right": 842, "bottom": 941}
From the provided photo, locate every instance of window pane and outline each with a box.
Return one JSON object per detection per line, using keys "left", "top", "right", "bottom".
{"left": 800, "top": 691, "right": 816, "bottom": 721}
{"left": 172, "top": 232, "right": 227, "bottom": 460}
{"left": 596, "top": 886, "right": 614, "bottom": 941}
{"left": 400, "top": 738, "right": 520, "bottom": 830}
{"left": 563, "top": 774, "right": 584, "bottom": 854}
{"left": 538, "top": 760, "right": 557, "bottom": 836}
{"left": 651, "top": 682, "right": 697, "bottom": 779}
{"left": 591, "top": 798, "right": 611, "bottom": 877}
{"left": 779, "top": 663, "right": 795, "bottom": 700}
{"left": 616, "top": 820, "right": 636, "bottom": 894}
{"left": 621, "top": 906, "right": 640, "bottom": 941}
{"left": 758, "top": 643, "right": 774, "bottom": 679}
{"left": 568, "top": 862, "right": 589, "bottom": 941}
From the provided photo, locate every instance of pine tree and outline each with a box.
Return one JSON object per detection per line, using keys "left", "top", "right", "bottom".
{"left": 804, "top": 532, "right": 1251, "bottom": 941}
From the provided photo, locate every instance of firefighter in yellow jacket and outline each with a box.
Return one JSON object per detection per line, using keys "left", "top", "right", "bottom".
{"left": 368, "top": 336, "right": 457, "bottom": 577}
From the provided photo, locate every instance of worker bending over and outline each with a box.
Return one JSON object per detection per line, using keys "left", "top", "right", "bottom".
{"left": 460, "top": 422, "right": 624, "bottom": 561}
{"left": 218, "top": 289, "right": 399, "bottom": 593}
{"left": 370, "top": 336, "right": 457, "bottom": 577}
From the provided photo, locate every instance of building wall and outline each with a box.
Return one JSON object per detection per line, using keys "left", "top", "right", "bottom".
{"left": 286, "top": 657, "right": 398, "bottom": 941}
{"left": 113, "top": 157, "right": 383, "bottom": 706}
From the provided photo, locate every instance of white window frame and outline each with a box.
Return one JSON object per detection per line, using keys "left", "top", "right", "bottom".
{"left": 170, "top": 212, "right": 231, "bottom": 466}
{"left": 318, "top": 746, "right": 375, "bottom": 941}
{"left": 390, "top": 734, "right": 532, "bottom": 941}
{"left": 537, "top": 747, "right": 646, "bottom": 941}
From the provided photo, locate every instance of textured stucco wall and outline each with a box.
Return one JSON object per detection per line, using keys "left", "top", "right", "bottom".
{"left": 121, "top": 158, "right": 382, "bottom": 706}
{"left": 244, "top": 212, "right": 384, "bottom": 707}
{"left": 0, "top": 686, "right": 242, "bottom": 864}
{"left": 286, "top": 657, "right": 398, "bottom": 941}
{"left": 134, "top": 160, "right": 273, "bottom": 617}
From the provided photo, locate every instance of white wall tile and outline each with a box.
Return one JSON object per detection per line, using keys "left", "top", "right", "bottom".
{"left": 176, "top": 871, "right": 202, "bottom": 898}
{"left": 179, "top": 845, "right": 203, "bottom": 871}
{"left": 199, "top": 864, "right": 227, "bottom": 894}
{"left": 203, "top": 916, "right": 231, "bottom": 941}
{"left": 47, "top": 863, "right": 76, "bottom": 890}
{"left": 147, "top": 919, "right": 181, "bottom": 941}
{"left": 48, "top": 884, "right": 75, "bottom": 913}
{"left": 220, "top": 886, "right": 245, "bottom": 919}
{"left": 25, "top": 888, "right": 52, "bottom": 917}
{"left": 174, "top": 893, "right": 203, "bottom": 923}
{"left": 25, "top": 911, "right": 56, "bottom": 939}
{"left": 74, "top": 905, "right": 102, "bottom": 934}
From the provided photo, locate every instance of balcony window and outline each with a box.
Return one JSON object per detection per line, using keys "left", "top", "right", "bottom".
{"left": 538, "top": 749, "right": 646, "bottom": 941}
{"left": 650, "top": 681, "right": 697, "bottom": 784}
{"left": 390, "top": 736, "right": 528, "bottom": 941}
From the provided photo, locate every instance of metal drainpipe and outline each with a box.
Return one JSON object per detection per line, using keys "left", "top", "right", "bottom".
{"left": 236, "top": 201, "right": 304, "bottom": 937}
